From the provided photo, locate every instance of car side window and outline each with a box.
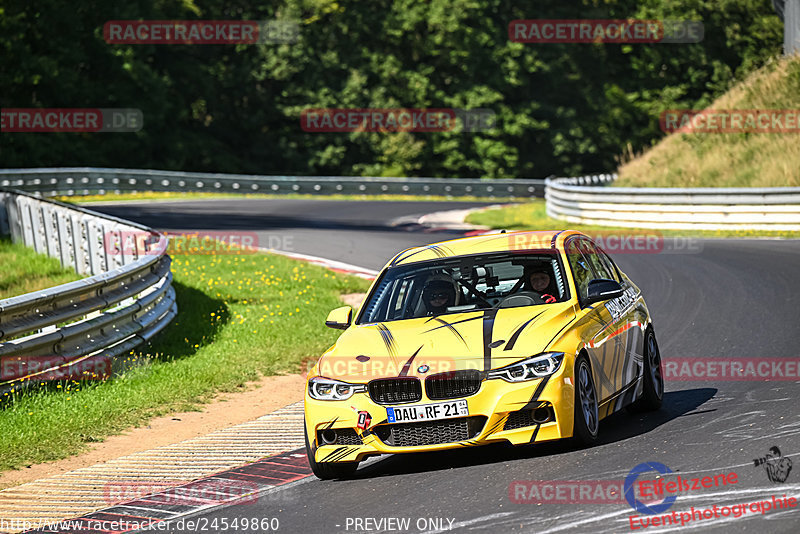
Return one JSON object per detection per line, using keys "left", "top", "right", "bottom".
{"left": 565, "top": 239, "right": 594, "bottom": 303}
{"left": 579, "top": 240, "right": 616, "bottom": 281}
{"left": 597, "top": 249, "right": 622, "bottom": 284}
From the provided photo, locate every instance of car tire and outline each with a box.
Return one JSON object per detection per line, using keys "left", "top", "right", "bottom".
{"left": 573, "top": 355, "right": 599, "bottom": 445}
{"left": 304, "top": 421, "right": 359, "bottom": 480}
{"left": 628, "top": 328, "right": 664, "bottom": 412}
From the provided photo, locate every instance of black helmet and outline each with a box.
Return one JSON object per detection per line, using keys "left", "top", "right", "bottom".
{"left": 422, "top": 276, "right": 457, "bottom": 312}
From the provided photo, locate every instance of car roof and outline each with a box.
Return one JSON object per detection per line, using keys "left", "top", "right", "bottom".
{"left": 387, "top": 229, "right": 585, "bottom": 267}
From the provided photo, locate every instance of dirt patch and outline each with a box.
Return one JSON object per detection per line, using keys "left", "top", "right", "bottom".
{"left": 0, "top": 373, "right": 306, "bottom": 490}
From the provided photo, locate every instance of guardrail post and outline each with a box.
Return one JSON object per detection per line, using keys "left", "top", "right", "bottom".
{"left": 0, "top": 193, "right": 9, "bottom": 237}
{"left": 785, "top": 0, "right": 800, "bottom": 55}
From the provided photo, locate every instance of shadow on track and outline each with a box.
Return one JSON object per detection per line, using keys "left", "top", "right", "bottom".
{"left": 350, "top": 388, "right": 717, "bottom": 479}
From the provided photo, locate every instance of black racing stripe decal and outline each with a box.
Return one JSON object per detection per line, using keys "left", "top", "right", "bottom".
{"left": 469, "top": 234, "right": 513, "bottom": 247}
{"left": 529, "top": 423, "right": 542, "bottom": 443}
{"left": 521, "top": 375, "right": 551, "bottom": 411}
{"left": 544, "top": 321, "right": 571, "bottom": 350}
{"left": 486, "top": 416, "right": 508, "bottom": 435}
{"left": 437, "top": 315, "right": 482, "bottom": 327}
{"left": 393, "top": 244, "right": 453, "bottom": 265}
{"left": 376, "top": 323, "right": 397, "bottom": 357}
{"left": 389, "top": 248, "right": 412, "bottom": 266}
{"left": 482, "top": 309, "right": 499, "bottom": 372}
{"left": 399, "top": 346, "right": 424, "bottom": 377}
{"left": 550, "top": 230, "right": 565, "bottom": 248}
{"left": 322, "top": 417, "right": 339, "bottom": 430}
{"left": 326, "top": 447, "right": 353, "bottom": 463}
{"left": 504, "top": 311, "right": 546, "bottom": 351}
{"left": 320, "top": 446, "right": 347, "bottom": 462}
{"left": 424, "top": 317, "right": 469, "bottom": 347}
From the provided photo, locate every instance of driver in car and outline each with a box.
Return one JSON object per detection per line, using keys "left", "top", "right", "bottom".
{"left": 422, "top": 278, "right": 457, "bottom": 315}
{"left": 524, "top": 265, "right": 558, "bottom": 304}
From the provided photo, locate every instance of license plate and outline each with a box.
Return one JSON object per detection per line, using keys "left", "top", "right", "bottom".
{"left": 386, "top": 399, "right": 469, "bottom": 423}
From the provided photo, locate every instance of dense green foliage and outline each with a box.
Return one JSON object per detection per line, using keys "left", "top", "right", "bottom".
{"left": 0, "top": 0, "right": 783, "bottom": 177}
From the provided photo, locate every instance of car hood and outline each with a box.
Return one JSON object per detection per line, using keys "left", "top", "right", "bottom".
{"left": 315, "top": 303, "right": 576, "bottom": 381}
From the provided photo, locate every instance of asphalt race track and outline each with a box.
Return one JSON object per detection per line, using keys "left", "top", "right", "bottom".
{"left": 91, "top": 198, "right": 800, "bottom": 534}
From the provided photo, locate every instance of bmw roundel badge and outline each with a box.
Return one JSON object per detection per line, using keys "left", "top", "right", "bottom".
{"left": 418, "top": 364, "right": 430, "bottom": 373}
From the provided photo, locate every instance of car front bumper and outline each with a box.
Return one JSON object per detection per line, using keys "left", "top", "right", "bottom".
{"left": 304, "top": 364, "right": 576, "bottom": 463}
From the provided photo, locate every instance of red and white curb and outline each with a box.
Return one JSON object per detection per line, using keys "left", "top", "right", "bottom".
{"left": 259, "top": 248, "right": 378, "bottom": 279}
{"left": 390, "top": 205, "right": 508, "bottom": 236}
{"left": 0, "top": 403, "right": 307, "bottom": 534}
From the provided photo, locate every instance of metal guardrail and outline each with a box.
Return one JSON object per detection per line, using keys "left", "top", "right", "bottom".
{"left": 0, "top": 167, "right": 546, "bottom": 199}
{"left": 546, "top": 174, "right": 800, "bottom": 231}
{"left": 0, "top": 190, "right": 177, "bottom": 392}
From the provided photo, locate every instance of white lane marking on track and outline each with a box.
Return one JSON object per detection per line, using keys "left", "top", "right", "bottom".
{"left": 255, "top": 246, "right": 378, "bottom": 278}
{"left": 111, "top": 504, "right": 181, "bottom": 516}
{"left": 527, "top": 484, "right": 800, "bottom": 534}
{"left": 535, "top": 508, "right": 632, "bottom": 534}
{"left": 416, "top": 512, "right": 515, "bottom": 534}
{"left": 122, "top": 475, "right": 318, "bottom": 533}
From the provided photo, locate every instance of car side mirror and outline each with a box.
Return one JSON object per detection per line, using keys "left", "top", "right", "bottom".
{"left": 325, "top": 306, "right": 353, "bottom": 330}
{"left": 586, "top": 279, "right": 623, "bottom": 304}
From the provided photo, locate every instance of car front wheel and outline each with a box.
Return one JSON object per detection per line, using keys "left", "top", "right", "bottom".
{"left": 304, "top": 420, "right": 359, "bottom": 480}
{"left": 573, "top": 355, "right": 599, "bottom": 445}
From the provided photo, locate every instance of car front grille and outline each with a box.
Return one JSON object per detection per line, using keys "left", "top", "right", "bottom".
{"left": 375, "top": 416, "right": 487, "bottom": 447}
{"left": 425, "top": 370, "right": 483, "bottom": 400}
{"left": 368, "top": 377, "right": 422, "bottom": 404}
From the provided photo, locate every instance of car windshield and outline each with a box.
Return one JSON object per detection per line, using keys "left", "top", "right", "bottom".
{"left": 358, "top": 252, "right": 569, "bottom": 323}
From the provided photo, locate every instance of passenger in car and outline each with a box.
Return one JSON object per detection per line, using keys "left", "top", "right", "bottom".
{"left": 524, "top": 264, "right": 558, "bottom": 303}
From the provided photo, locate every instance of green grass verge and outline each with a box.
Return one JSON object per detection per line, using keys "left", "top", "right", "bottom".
{"left": 0, "top": 238, "right": 81, "bottom": 300}
{"left": 55, "top": 191, "right": 519, "bottom": 204}
{"left": 466, "top": 200, "right": 800, "bottom": 239}
{"left": 0, "top": 247, "right": 370, "bottom": 472}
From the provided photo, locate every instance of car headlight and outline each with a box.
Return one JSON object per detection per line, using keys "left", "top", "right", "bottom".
{"left": 486, "top": 352, "right": 565, "bottom": 382}
{"left": 307, "top": 377, "right": 367, "bottom": 400}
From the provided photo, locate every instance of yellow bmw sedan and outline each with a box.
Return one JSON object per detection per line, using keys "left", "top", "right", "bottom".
{"left": 304, "top": 230, "right": 663, "bottom": 479}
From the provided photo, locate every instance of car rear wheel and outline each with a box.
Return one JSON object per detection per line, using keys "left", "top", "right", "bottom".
{"left": 573, "top": 355, "right": 599, "bottom": 445}
{"left": 304, "top": 421, "right": 359, "bottom": 480}
{"left": 629, "top": 328, "right": 664, "bottom": 412}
